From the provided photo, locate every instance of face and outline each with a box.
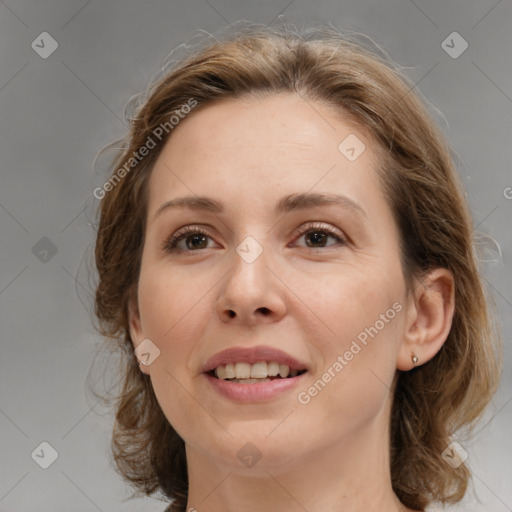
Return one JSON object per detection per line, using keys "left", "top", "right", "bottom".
{"left": 129, "top": 92, "right": 411, "bottom": 474}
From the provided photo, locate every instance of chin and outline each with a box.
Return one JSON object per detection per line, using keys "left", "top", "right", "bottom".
{"left": 202, "top": 431, "right": 303, "bottom": 473}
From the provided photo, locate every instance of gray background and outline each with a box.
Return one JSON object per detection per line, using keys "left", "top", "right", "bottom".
{"left": 0, "top": 1, "right": 511, "bottom": 511}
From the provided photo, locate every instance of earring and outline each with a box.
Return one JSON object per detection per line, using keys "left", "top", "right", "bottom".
{"left": 411, "top": 352, "right": 419, "bottom": 365}
{"left": 134, "top": 350, "right": 147, "bottom": 367}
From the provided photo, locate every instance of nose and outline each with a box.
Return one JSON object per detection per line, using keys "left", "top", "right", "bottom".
{"left": 215, "top": 240, "right": 287, "bottom": 325}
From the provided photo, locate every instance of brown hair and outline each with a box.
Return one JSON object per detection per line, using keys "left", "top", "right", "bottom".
{"left": 90, "top": 20, "right": 502, "bottom": 512}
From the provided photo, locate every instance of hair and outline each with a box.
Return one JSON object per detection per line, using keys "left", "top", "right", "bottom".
{"left": 90, "top": 19, "right": 502, "bottom": 512}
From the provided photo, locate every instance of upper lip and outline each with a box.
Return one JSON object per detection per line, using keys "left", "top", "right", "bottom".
{"left": 202, "top": 345, "right": 310, "bottom": 373}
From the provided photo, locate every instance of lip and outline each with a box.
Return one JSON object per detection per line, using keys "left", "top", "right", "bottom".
{"left": 201, "top": 345, "right": 310, "bottom": 373}
{"left": 203, "top": 370, "right": 308, "bottom": 402}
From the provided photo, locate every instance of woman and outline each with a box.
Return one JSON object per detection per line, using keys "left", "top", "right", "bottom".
{"left": 92, "top": 21, "right": 502, "bottom": 512}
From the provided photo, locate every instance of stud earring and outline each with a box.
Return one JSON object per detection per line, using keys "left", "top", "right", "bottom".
{"left": 136, "top": 355, "right": 149, "bottom": 367}
{"left": 411, "top": 352, "right": 419, "bottom": 365}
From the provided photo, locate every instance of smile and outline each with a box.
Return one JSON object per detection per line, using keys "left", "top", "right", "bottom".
{"left": 210, "top": 361, "right": 308, "bottom": 382}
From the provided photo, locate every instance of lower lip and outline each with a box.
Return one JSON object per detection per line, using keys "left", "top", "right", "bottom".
{"left": 203, "top": 371, "right": 308, "bottom": 402}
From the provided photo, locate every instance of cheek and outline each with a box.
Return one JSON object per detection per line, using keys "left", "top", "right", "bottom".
{"left": 292, "top": 262, "right": 404, "bottom": 392}
{"left": 137, "top": 266, "right": 213, "bottom": 367}
{"left": 293, "top": 270, "right": 403, "bottom": 439}
{"left": 292, "top": 261, "right": 400, "bottom": 339}
{"left": 136, "top": 269, "right": 216, "bottom": 439}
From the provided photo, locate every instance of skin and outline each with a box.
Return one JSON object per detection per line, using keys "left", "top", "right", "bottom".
{"left": 128, "top": 92, "right": 455, "bottom": 512}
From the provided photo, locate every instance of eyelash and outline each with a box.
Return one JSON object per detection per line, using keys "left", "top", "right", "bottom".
{"left": 162, "top": 223, "right": 347, "bottom": 254}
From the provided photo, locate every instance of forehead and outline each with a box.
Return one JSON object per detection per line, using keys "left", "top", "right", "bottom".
{"left": 147, "top": 92, "right": 387, "bottom": 216}
{"left": 158, "top": 92, "right": 377, "bottom": 161}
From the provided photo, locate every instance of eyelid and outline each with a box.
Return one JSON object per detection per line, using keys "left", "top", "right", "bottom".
{"left": 161, "top": 225, "right": 215, "bottom": 252}
{"left": 291, "top": 221, "right": 346, "bottom": 241}
{"left": 162, "top": 221, "right": 348, "bottom": 254}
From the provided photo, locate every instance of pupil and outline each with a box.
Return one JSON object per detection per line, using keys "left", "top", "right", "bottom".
{"left": 306, "top": 231, "right": 326, "bottom": 247}
{"left": 187, "top": 234, "right": 207, "bottom": 249}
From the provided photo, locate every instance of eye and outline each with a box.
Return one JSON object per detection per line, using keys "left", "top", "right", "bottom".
{"left": 162, "top": 222, "right": 347, "bottom": 255}
{"left": 162, "top": 226, "right": 217, "bottom": 253}
{"left": 291, "top": 222, "right": 347, "bottom": 249}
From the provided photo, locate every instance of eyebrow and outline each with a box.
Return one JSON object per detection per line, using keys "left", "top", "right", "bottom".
{"left": 153, "top": 192, "right": 368, "bottom": 220}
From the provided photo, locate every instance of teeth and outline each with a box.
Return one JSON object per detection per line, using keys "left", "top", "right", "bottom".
{"left": 267, "top": 361, "right": 279, "bottom": 376}
{"left": 278, "top": 364, "right": 290, "bottom": 378}
{"left": 250, "top": 362, "right": 268, "bottom": 378}
{"left": 213, "top": 361, "right": 304, "bottom": 380}
{"left": 224, "top": 363, "right": 235, "bottom": 379}
{"left": 235, "top": 362, "right": 251, "bottom": 379}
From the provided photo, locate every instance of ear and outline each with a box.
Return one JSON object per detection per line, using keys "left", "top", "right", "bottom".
{"left": 397, "top": 268, "right": 455, "bottom": 371}
{"left": 127, "top": 287, "right": 150, "bottom": 375}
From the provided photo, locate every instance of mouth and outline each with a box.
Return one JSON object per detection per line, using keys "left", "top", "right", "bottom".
{"left": 201, "top": 345, "right": 310, "bottom": 401}
{"left": 203, "top": 363, "right": 309, "bottom": 402}
{"left": 205, "top": 361, "right": 308, "bottom": 384}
